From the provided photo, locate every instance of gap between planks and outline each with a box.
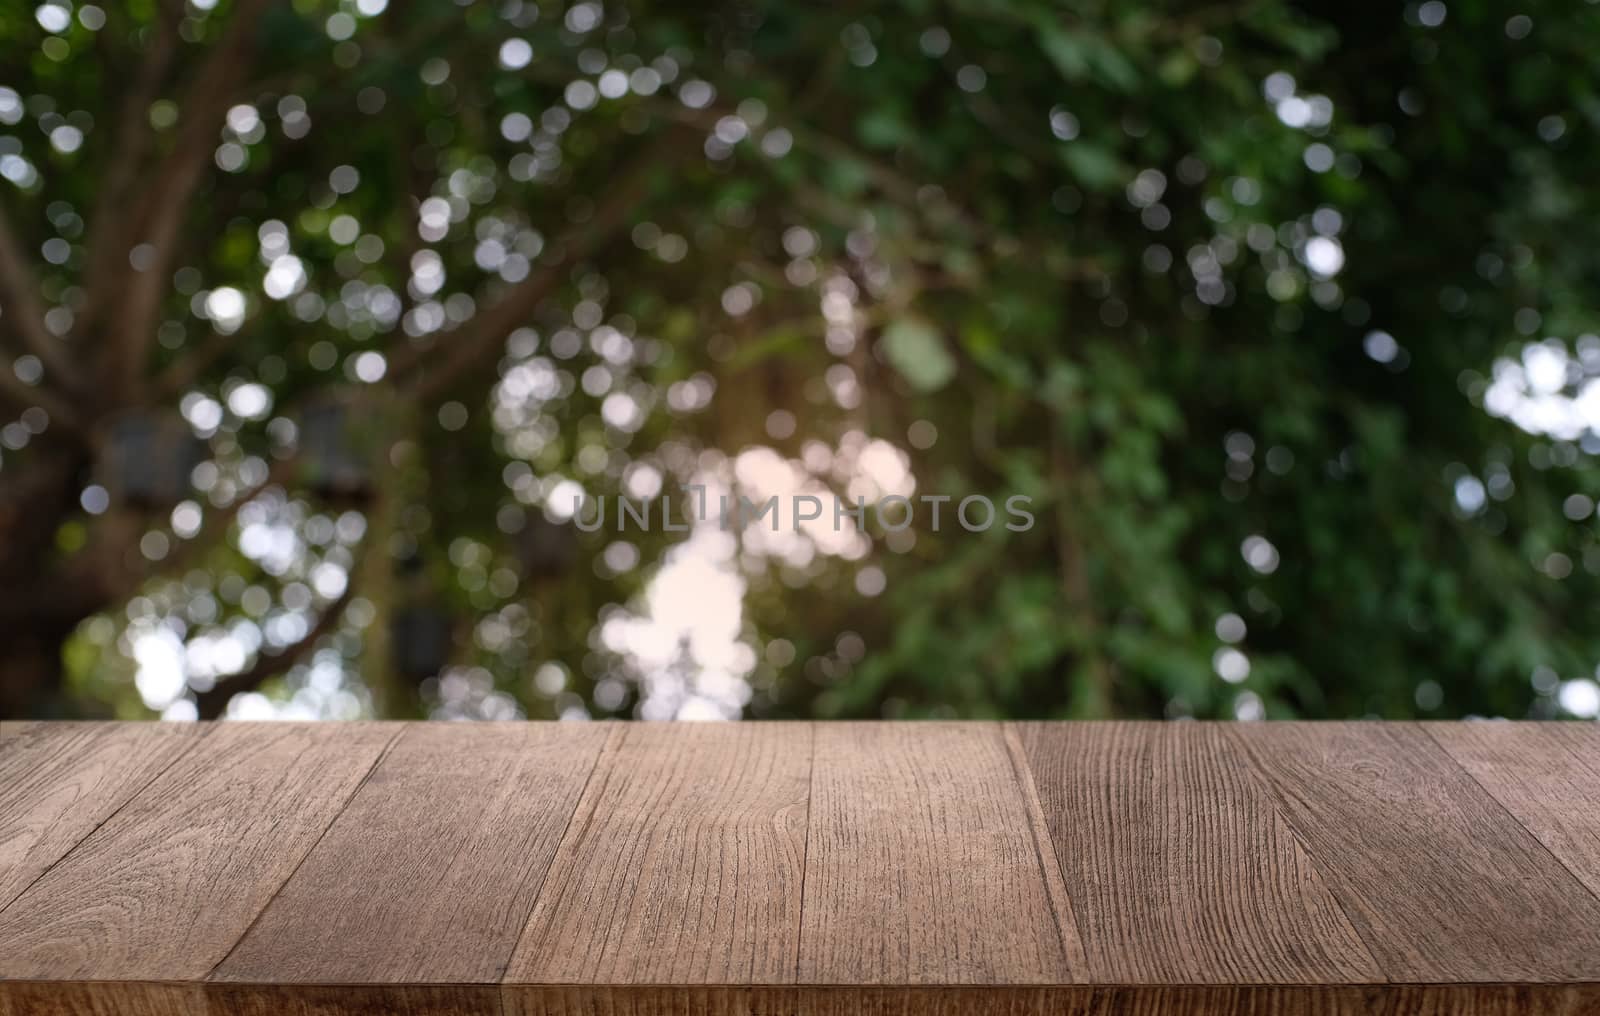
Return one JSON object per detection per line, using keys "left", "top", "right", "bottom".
{"left": 494, "top": 721, "right": 628, "bottom": 982}
{"left": 0, "top": 722, "right": 215, "bottom": 919}
{"left": 202, "top": 722, "right": 412, "bottom": 981}
{"left": 1422, "top": 721, "right": 1600, "bottom": 912}
{"left": 792, "top": 720, "right": 817, "bottom": 984}
{"left": 1001, "top": 724, "right": 1091, "bottom": 974}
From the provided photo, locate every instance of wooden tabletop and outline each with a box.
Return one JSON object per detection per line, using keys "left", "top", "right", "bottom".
{"left": 1, "top": 721, "right": 1598, "bottom": 1015}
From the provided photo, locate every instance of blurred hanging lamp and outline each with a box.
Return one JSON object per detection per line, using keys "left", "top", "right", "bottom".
{"left": 298, "top": 389, "right": 380, "bottom": 505}
{"left": 517, "top": 510, "right": 578, "bottom": 580}
{"left": 98, "top": 409, "right": 207, "bottom": 508}
{"left": 389, "top": 553, "right": 455, "bottom": 684}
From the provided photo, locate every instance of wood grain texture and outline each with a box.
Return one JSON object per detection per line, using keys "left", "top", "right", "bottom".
{"left": 505, "top": 722, "right": 811, "bottom": 984}
{"left": 500, "top": 985, "right": 1600, "bottom": 1016}
{"left": 0, "top": 722, "right": 398, "bottom": 981}
{"left": 1012, "top": 722, "right": 1381, "bottom": 984}
{"left": 1427, "top": 721, "right": 1600, "bottom": 901}
{"left": 0, "top": 982, "right": 207, "bottom": 1016}
{"left": 213, "top": 722, "right": 611, "bottom": 987}
{"left": 797, "top": 722, "right": 1079, "bottom": 985}
{"left": 4, "top": 983, "right": 1597, "bottom": 1016}
{"left": 1228, "top": 722, "right": 1600, "bottom": 982}
{"left": 0, "top": 722, "right": 201, "bottom": 912}
{"left": 204, "top": 983, "right": 502, "bottom": 1016}
{"left": 6, "top": 720, "right": 1600, "bottom": 1016}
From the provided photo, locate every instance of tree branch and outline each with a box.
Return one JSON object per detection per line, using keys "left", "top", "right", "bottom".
{"left": 0, "top": 371, "right": 82, "bottom": 435}
{"left": 0, "top": 364, "right": 86, "bottom": 434}
{"left": 43, "top": 454, "right": 299, "bottom": 626}
{"left": 194, "top": 578, "right": 359, "bottom": 719}
{"left": 107, "top": 0, "right": 273, "bottom": 401}
{"left": 149, "top": 326, "right": 241, "bottom": 403}
{"left": 76, "top": 0, "right": 183, "bottom": 349}
{"left": 134, "top": 456, "right": 300, "bottom": 596}
{"left": 391, "top": 136, "right": 682, "bottom": 401}
{"left": 0, "top": 204, "right": 81, "bottom": 394}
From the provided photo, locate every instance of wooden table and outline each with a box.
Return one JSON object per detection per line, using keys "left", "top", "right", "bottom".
{"left": 2, "top": 721, "right": 1598, "bottom": 1015}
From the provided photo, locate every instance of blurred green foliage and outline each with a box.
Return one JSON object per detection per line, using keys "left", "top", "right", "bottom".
{"left": 2, "top": 0, "right": 1599, "bottom": 722}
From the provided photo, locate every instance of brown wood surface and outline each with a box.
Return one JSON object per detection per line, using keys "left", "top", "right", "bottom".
{"left": 1226, "top": 721, "right": 1600, "bottom": 982}
{"left": 1427, "top": 721, "right": 1600, "bottom": 900}
{"left": 1013, "top": 722, "right": 1381, "bottom": 984}
{"left": 797, "top": 722, "right": 1082, "bottom": 984}
{"left": 4, "top": 720, "right": 1600, "bottom": 1016}
{"left": 500, "top": 985, "right": 1600, "bottom": 1016}
{"left": 506, "top": 722, "right": 811, "bottom": 985}
{"left": 0, "top": 722, "right": 200, "bottom": 912}
{"left": 213, "top": 722, "right": 612, "bottom": 988}
{"left": 8, "top": 983, "right": 1598, "bottom": 1016}
{"left": 0, "top": 982, "right": 207, "bottom": 1016}
{"left": 0, "top": 722, "right": 396, "bottom": 981}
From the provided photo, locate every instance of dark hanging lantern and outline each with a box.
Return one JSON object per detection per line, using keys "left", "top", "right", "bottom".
{"left": 517, "top": 511, "right": 578, "bottom": 579}
{"left": 389, "top": 553, "right": 453, "bottom": 683}
{"left": 99, "top": 410, "right": 207, "bottom": 509}
{"left": 390, "top": 603, "right": 454, "bottom": 683}
{"left": 299, "top": 391, "right": 377, "bottom": 504}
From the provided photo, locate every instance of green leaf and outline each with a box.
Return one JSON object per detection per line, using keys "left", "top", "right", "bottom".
{"left": 1089, "top": 46, "right": 1139, "bottom": 93}
{"left": 1037, "top": 28, "right": 1091, "bottom": 81}
{"left": 858, "top": 106, "right": 912, "bottom": 150}
{"left": 1062, "top": 143, "right": 1125, "bottom": 191}
{"left": 727, "top": 326, "right": 807, "bottom": 371}
{"left": 881, "top": 316, "right": 957, "bottom": 392}
{"left": 1035, "top": 22, "right": 1137, "bottom": 92}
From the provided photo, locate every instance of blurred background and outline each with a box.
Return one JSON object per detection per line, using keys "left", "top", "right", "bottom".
{"left": 2, "top": 0, "right": 1599, "bottom": 723}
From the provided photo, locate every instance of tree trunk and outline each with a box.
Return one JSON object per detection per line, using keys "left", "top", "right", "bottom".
{"left": 0, "top": 621, "right": 76, "bottom": 719}
{"left": 0, "top": 445, "right": 94, "bottom": 720}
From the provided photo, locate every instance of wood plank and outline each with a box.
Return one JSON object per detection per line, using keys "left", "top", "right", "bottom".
{"left": 1012, "top": 722, "right": 1380, "bottom": 984}
{"left": 205, "top": 982, "right": 500, "bottom": 1016}
{"left": 1228, "top": 722, "right": 1600, "bottom": 982}
{"left": 1427, "top": 721, "right": 1600, "bottom": 901}
{"left": 0, "top": 982, "right": 205, "bottom": 1016}
{"left": 3, "top": 983, "right": 1596, "bottom": 1016}
{"left": 0, "top": 722, "right": 398, "bottom": 981}
{"left": 212, "top": 721, "right": 611, "bottom": 990}
{"left": 500, "top": 984, "right": 1600, "bottom": 1016}
{"left": 0, "top": 722, "right": 202, "bottom": 912}
{"left": 5, "top": 719, "right": 1600, "bottom": 1015}
{"left": 796, "top": 722, "right": 1080, "bottom": 985}
{"left": 504, "top": 722, "right": 811, "bottom": 984}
